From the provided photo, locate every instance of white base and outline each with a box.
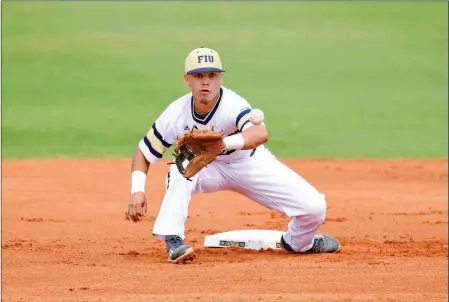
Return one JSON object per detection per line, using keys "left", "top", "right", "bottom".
{"left": 203, "top": 229, "right": 284, "bottom": 251}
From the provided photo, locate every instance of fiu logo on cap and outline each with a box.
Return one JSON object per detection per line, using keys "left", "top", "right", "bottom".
{"left": 197, "top": 55, "right": 214, "bottom": 64}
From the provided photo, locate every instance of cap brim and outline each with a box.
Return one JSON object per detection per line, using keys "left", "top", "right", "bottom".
{"left": 186, "top": 67, "right": 225, "bottom": 75}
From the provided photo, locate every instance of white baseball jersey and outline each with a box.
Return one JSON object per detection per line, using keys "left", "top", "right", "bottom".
{"left": 138, "top": 86, "right": 260, "bottom": 164}
{"left": 139, "top": 86, "right": 327, "bottom": 253}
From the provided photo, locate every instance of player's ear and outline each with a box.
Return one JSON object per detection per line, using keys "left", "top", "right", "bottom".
{"left": 184, "top": 74, "right": 191, "bottom": 88}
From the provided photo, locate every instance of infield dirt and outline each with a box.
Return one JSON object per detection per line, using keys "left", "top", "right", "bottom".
{"left": 2, "top": 159, "right": 448, "bottom": 301}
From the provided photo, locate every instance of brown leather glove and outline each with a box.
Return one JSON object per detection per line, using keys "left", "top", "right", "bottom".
{"left": 173, "top": 128, "right": 225, "bottom": 179}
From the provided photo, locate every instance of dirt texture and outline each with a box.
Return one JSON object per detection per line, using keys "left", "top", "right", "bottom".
{"left": 2, "top": 159, "right": 448, "bottom": 302}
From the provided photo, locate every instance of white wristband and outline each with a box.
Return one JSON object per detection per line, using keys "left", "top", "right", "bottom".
{"left": 223, "top": 133, "right": 245, "bottom": 150}
{"left": 131, "top": 171, "right": 147, "bottom": 194}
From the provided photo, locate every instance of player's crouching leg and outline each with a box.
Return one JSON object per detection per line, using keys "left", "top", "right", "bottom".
{"left": 280, "top": 193, "right": 340, "bottom": 254}
{"left": 152, "top": 163, "right": 197, "bottom": 264}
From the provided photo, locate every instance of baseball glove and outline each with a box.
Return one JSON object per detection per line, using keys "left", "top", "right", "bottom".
{"left": 173, "top": 128, "right": 225, "bottom": 179}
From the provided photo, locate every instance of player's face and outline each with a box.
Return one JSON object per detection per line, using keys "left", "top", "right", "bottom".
{"left": 184, "top": 72, "right": 222, "bottom": 105}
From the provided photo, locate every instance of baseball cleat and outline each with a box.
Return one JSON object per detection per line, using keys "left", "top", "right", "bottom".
{"left": 165, "top": 235, "right": 196, "bottom": 264}
{"left": 280, "top": 234, "right": 295, "bottom": 253}
{"left": 280, "top": 234, "right": 340, "bottom": 254}
{"left": 306, "top": 234, "right": 340, "bottom": 253}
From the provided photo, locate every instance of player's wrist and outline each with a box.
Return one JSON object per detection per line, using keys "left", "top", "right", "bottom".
{"left": 223, "top": 133, "right": 245, "bottom": 150}
{"left": 131, "top": 170, "right": 147, "bottom": 194}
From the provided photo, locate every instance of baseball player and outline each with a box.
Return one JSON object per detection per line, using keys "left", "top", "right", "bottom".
{"left": 126, "top": 47, "right": 340, "bottom": 264}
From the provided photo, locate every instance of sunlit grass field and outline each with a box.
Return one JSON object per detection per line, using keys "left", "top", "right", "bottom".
{"left": 2, "top": 2, "right": 447, "bottom": 159}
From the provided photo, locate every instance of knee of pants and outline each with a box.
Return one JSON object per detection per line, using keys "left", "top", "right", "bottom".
{"left": 299, "top": 193, "right": 327, "bottom": 222}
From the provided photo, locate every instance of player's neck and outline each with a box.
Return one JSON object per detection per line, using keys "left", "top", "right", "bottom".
{"left": 193, "top": 92, "right": 221, "bottom": 114}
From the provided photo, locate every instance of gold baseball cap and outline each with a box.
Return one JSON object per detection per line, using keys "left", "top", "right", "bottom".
{"left": 184, "top": 47, "right": 225, "bottom": 75}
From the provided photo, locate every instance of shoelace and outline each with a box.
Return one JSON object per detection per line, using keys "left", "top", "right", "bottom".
{"left": 310, "top": 236, "right": 325, "bottom": 253}
{"left": 165, "top": 235, "right": 183, "bottom": 252}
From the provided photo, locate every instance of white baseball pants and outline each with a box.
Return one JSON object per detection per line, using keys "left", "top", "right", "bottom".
{"left": 152, "top": 147, "right": 327, "bottom": 252}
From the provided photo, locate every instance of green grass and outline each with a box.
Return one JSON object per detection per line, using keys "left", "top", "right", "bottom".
{"left": 2, "top": 2, "right": 448, "bottom": 159}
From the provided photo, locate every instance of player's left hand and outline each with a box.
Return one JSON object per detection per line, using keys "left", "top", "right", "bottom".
{"left": 125, "top": 192, "right": 147, "bottom": 223}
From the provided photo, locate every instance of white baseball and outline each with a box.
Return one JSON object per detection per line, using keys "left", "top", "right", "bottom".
{"left": 249, "top": 109, "right": 264, "bottom": 125}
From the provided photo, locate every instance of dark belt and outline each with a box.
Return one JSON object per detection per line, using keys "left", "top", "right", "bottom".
{"left": 250, "top": 148, "right": 256, "bottom": 157}
{"left": 225, "top": 148, "right": 257, "bottom": 165}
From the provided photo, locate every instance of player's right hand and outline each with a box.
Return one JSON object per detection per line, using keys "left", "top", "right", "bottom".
{"left": 125, "top": 192, "right": 147, "bottom": 223}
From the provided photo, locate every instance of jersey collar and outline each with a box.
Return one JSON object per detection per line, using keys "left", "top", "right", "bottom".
{"left": 191, "top": 88, "right": 223, "bottom": 125}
